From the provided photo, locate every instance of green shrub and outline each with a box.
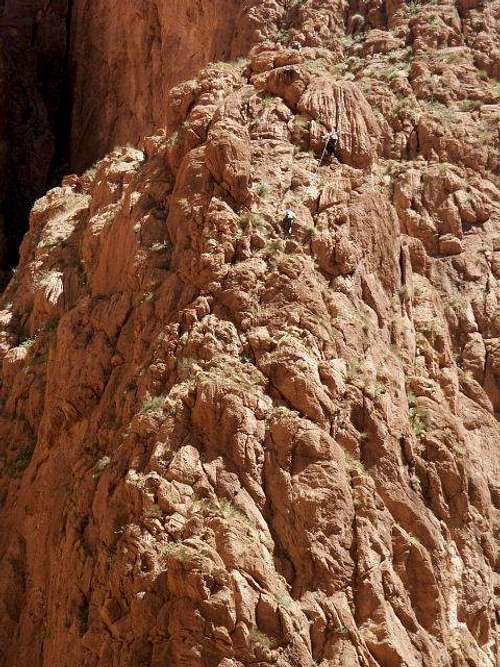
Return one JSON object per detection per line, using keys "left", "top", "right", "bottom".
{"left": 306, "top": 60, "right": 324, "bottom": 74}
{"left": 239, "top": 211, "right": 266, "bottom": 229}
{"left": 407, "top": 393, "right": 427, "bottom": 438}
{"left": 253, "top": 182, "right": 271, "bottom": 198}
{"left": 41, "top": 238, "right": 60, "bottom": 249}
{"left": 405, "top": 0, "right": 421, "bottom": 14}
{"left": 305, "top": 226, "right": 318, "bottom": 241}
{"left": 265, "top": 240, "right": 283, "bottom": 256}
{"left": 141, "top": 395, "right": 167, "bottom": 413}
{"left": 344, "top": 452, "right": 366, "bottom": 474}
{"left": 277, "top": 29, "right": 289, "bottom": 44}
{"left": 248, "top": 627, "right": 273, "bottom": 649}
{"left": 193, "top": 496, "right": 254, "bottom": 528}
{"left": 411, "top": 415, "right": 426, "bottom": 437}
{"left": 160, "top": 540, "right": 190, "bottom": 561}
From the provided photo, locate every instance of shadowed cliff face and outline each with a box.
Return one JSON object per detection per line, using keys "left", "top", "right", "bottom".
{"left": 0, "top": 0, "right": 70, "bottom": 272}
{"left": 0, "top": 0, "right": 499, "bottom": 666}
{"left": 0, "top": 0, "right": 255, "bottom": 275}
{"left": 68, "top": 0, "right": 250, "bottom": 172}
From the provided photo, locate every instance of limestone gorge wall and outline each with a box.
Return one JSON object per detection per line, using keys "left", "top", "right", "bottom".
{"left": 0, "top": 0, "right": 499, "bottom": 666}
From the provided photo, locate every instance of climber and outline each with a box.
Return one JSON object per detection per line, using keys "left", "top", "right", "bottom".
{"left": 282, "top": 209, "right": 296, "bottom": 235}
{"left": 290, "top": 41, "right": 302, "bottom": 50}
{"left": 318, "top": 126, "right": 340, "bottom": 168}
{"left": 325, "top": 127, "right": 339, "bottom": 156}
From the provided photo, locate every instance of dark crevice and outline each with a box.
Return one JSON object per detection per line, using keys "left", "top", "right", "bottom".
{"left": 0, "top": 0, "right": 74, "bottom": 279}
{"left": 48, "top": 0, "right": 74, "bottom": 188}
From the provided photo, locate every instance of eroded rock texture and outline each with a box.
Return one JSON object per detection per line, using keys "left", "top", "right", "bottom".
{"left": 0, "top": 0, "right": 499, "bottom": 666}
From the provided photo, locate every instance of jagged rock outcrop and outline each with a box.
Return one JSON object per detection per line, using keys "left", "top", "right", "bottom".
{"left": 0, "top": 1, "right": 499, "bottom": 666}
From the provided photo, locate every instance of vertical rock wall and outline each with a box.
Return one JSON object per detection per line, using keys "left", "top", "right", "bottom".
{"left": 0, "top": 0, "right": 499, "bottom": 666}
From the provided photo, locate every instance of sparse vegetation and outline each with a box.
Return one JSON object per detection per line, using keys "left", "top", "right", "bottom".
{"left": 167, "top": 130, "right": 179, "bottom": 147}
{"left": 160, "top": 540, "right": 190, "bottom": 561}
{"left": 305, "top": 225, "right": 318, "bottom": 241}
{"left": 294, "top": 114, "right": 309, "bottom": 128}
{"left": 192, "top": 496, "right": 254, "bottom": 528}
{"left": 344, "top": 452, "right": 366, "bottom": 474}
{"left": 346, "top": 361, "right": 363, "bottom": 381}
{"left": 265, "top": 240, "right": 283, "bottom": 256}
{"left": 93, "top": 456, "right": 111, "bottom": 480}
{"left": 20, "top": 337, "right": 35, "bottom": 350}
{"left": 40, "top": 238, "right": 61, "bottom": 249}
{"left": 275, "top": 592, "right": 294, "bottom": 610}
{"left": 144, "top": 503, "right": 162, "bottom": 518}
{"left": 306, "top": 60, "right": 324, "bottom": 74}
{"left": 248, "top": 627, "right": 274, "bottom": 649}
{"left": 150, "top": 241, "right": 169, "bottom": 252}
{"left": 340, "top": 35, "right": 354, "bottom": 48}
{"left": 239, "top": 211, "right": 266, "bottom": 229}
{"left": 277, "top": 29, "right": 289, "bottom": 44}
{"left": 6, "top": 444, "right": 35, "bottom": 477}
{"left": 253, "top": 182, "right": 271, "bottom": 199}
{"left": 83, "top": 165, "right": 97, "bottom": 180}
{"left": 405, "top": 0, "right": 421, "bottom": 14}
{"left": 407, "top": 392, "right": 427, "bottom": 438}
{"left": 141, "top": 395, "right": 167, "bottom": 413}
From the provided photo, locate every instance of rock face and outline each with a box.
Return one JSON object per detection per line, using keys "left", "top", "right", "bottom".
{"left": 0, "top": 0, "right": 70, "bottom": 273}
{"left": 0, "top": 1, "right": 499, "bottom": 666}
{"left": 68, "top": 0, "right": 260, "bottom": 172}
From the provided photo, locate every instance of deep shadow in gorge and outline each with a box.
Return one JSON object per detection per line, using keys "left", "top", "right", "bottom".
{"left": 0, "top": 0, "right": 72, "bottom": 279}
{"left": 0, "top": 0, "right": 248, "bottom": 285}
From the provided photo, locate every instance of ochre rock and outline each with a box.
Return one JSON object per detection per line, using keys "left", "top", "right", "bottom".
{"left": 0, "top": 1, "right": 499, "bottom": 667}
{"left": 298, "top": 79, "right": 385, "bottom": 168}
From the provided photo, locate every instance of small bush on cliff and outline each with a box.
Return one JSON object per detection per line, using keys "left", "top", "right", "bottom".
{"left": 239, "top": 211, "right": 265, "bottom": 229}
{"left": 141, "top": 395, "right": 167, "bottom": 413}
{"left": 193, "top": 497, "right": 254, "bottom": 528}
{"left": 160, "top": 540, "right": 190, "bottom": 562}
{"left": 248, "top": 627, "right": 273, "bottom": 649}
{"left": 253, "top": 182, "right": 271, "bottom": 199}
{"left": 277, "top": 29, "right": 289, "bottom": 44}
{"left": 93, "top": 456, "right": 111, "bottom": 480}
{"left": 344, "top": 452, "right": 366, "bottom": 474}
{"left": 407, "top": 392, "right": 427, "bottom": 438}
{"left": 405, "top": 0, "right": 421, "bottom": 15}
{"left": 294, "top": 114, "right": 309, "bottom": 128}
{"left": 265, "top": 240, "right": 283, "bottom": 256}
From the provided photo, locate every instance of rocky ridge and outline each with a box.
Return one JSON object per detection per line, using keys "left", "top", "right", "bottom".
{"left": 0, "top": 0, "right": 499, "bottom": 666}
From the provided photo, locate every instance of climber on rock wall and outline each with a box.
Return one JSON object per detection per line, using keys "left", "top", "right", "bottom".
{"left": 325, "top": 127, "right": 339, "bottom": 156}
{"left": 318, "top": 124, "right": 340, "bottom": 167}
{"left": 282, "top": 209, "right": 296, "bottom": 235}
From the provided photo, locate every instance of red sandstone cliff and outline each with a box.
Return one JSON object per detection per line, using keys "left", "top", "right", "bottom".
{"left": 0, "top": 1, "right": 499, "bottom": 666}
